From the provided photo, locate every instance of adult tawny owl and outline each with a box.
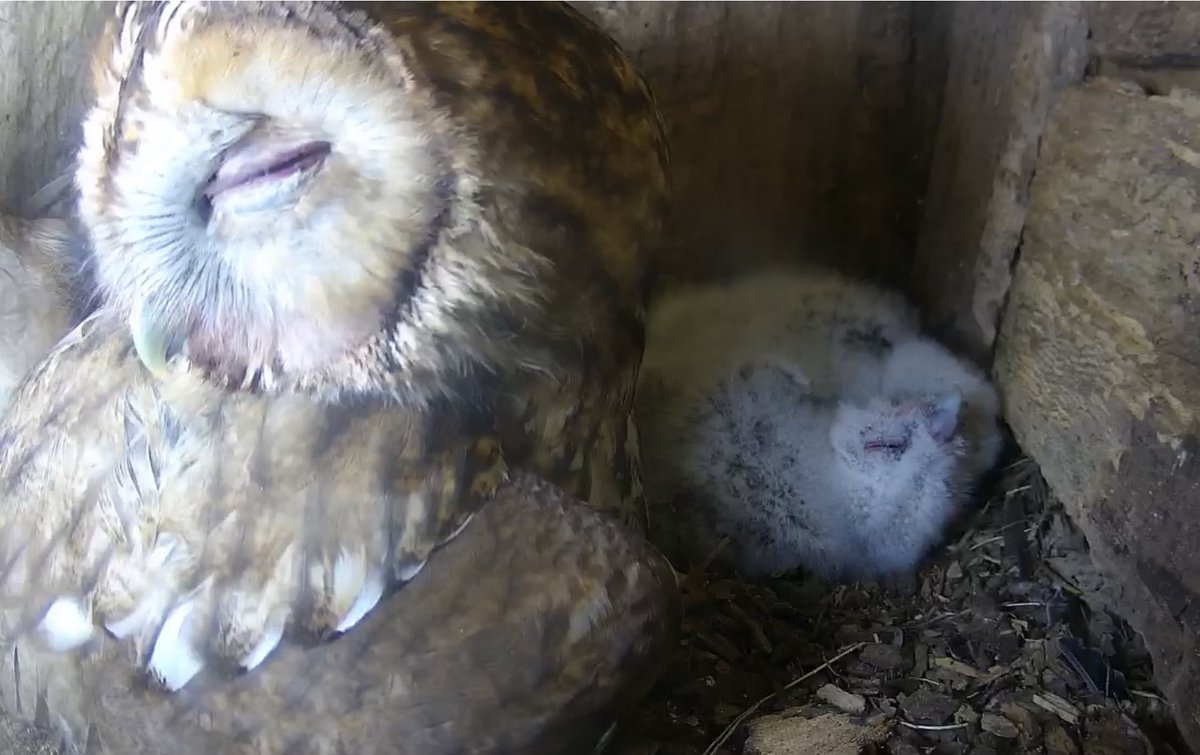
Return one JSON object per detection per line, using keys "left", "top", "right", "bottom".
{"left": 0, "top": 2, "right": 676, "bottom": 753}
{"left": 0, "top": 214, "right": 83, "bottom": 411}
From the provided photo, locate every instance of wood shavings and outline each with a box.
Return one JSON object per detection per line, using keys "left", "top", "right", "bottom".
{"left": 619, "top": 457, "right": 1187, "bottom": 754}
{"left": 815, "top": 684, "right": 866, "bottom": 715}
{"left": 1032, "top": 692, "right": 1082, "bottom": 726}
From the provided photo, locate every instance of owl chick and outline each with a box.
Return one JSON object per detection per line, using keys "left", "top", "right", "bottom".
{"left": 637, "top": 266, "right": 1004, "bottom": 580}
{"left": 878, "top": 337, "right": 1003, "bottom": 480}
{"left": 645, "top": 358, "right": 970, "bottom": 581}
{"left": 0, "top": 214, "right": 84, "bottom": 410}
{"left": 638, "top": 266, "right": 1002, "bottom": 481}
{"left": 638, "top": 266, "right": 921, "bottom": 405}
{"left": 0, "top": 2, "right": 674, "bottom": 753}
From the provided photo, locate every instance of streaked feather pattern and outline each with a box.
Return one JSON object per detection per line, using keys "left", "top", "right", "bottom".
{"left": 1, "top": 313, "right": 504, "bottom": 670}
{"left": 0, "top": 1, "right": 673, "bottom": 752}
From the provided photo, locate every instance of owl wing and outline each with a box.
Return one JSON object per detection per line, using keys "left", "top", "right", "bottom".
{"left": 0, "top": 311, "right": 499, "bottom": 689}
{"left": 0, "top": 470, "right": 678, "bottom": 755}
{"left": 0, "top": 313, "right": 678, "bottom": 753}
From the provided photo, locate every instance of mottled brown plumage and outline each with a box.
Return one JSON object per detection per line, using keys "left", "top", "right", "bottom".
{"left": 0, "top": 215, "right": 82, "bottom": 411}
{"left": 77, "top": 0, "right": 668, "bottom": 526}
{"left": 0, "top": 2, "right": 674, "bottom": 752}
{"left": 0, "top": 454, "right": 678, "bottom": 754}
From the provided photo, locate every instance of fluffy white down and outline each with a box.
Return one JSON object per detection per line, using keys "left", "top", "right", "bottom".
{"left": 636, "top": 267, "right": 1003, "bottom": 581}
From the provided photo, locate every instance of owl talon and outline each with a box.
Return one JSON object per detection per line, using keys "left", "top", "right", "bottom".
{"left": 148, "top": 599, "right": 204, "bottom": 691}
{"left": 396, "top": 559, "right": 425, "bottom": 582}
{"left": 447, "top": 513, "right": 475, "bottom": 542}
{"left": 38, "top": 597, "right": 94, "bottom": 652}
{"left": 335, "top": 567, "right": 385, "bottom": 634}
{"left": 240, "top": 612, "right": 287, "bottom": 672}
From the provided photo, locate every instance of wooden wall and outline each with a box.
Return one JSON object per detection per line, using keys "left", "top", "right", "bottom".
{"left": 578, "top": 2, "right": 949, "bottom": 289}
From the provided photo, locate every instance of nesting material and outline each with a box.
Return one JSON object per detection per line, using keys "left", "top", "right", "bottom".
{"left": 616, "top": 458, "right": 1187, "bottom": 755}
{"left": 815, "top": 684, "right": 866, "bottom": 715}
{"left": 741, "top": 711, "right": 890, "bottom": 755}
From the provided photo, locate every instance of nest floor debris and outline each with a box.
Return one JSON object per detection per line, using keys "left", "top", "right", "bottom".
{"left": 617, "top": 456, "right": 1191, "bottom": 755}
{"left": 0, "top": 458, "right": 1187, "bottom": 754}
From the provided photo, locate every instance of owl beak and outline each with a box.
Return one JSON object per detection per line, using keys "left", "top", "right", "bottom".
{"left": 130, "top": 300, "right": 180, "bottom": 378}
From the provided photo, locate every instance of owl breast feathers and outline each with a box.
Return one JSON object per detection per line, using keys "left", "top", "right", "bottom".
{"left": 0, "top": 2, "right": 675, "bottom": 753}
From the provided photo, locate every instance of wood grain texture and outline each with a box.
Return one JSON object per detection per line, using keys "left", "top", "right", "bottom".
{"left": 994, "top": 78, "right": 1200, "bottom": 746}
{"left": 576, "top": 2, "right": 947, "bottom": 290}
{"left": 0, "top": 2, "right": 112, "bottom": 217}
{"left": 3, "top": 1, "right": 950, "bottom": 292}
{"left": 909, "top": 2, "right": 1088, "bottom": 365}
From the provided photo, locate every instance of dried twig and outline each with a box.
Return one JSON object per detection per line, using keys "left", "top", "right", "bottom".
{"left": 1128, "top": 689, "right": 1168, "bottom": 704}
{"left": 896, "top": 720, "right": 970, "bottom": 732}
{"left": 701, "top": 642, "right": 866, "bottom": 755}
{"left": 970, "top": 535, "right": 1006, "bottom": 550}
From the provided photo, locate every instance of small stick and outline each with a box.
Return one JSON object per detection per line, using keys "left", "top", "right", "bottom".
{"left": 908, "top": 676, "right": 946, "bottom": 688}
{"left": 896, "top": 720, "right": 970, "bottom": 732}
{"left": 969, "top": 535, "right": 1005, "bottom": 550}
{"left": 701, "top": 642, "right": 866, "bottom": 755}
